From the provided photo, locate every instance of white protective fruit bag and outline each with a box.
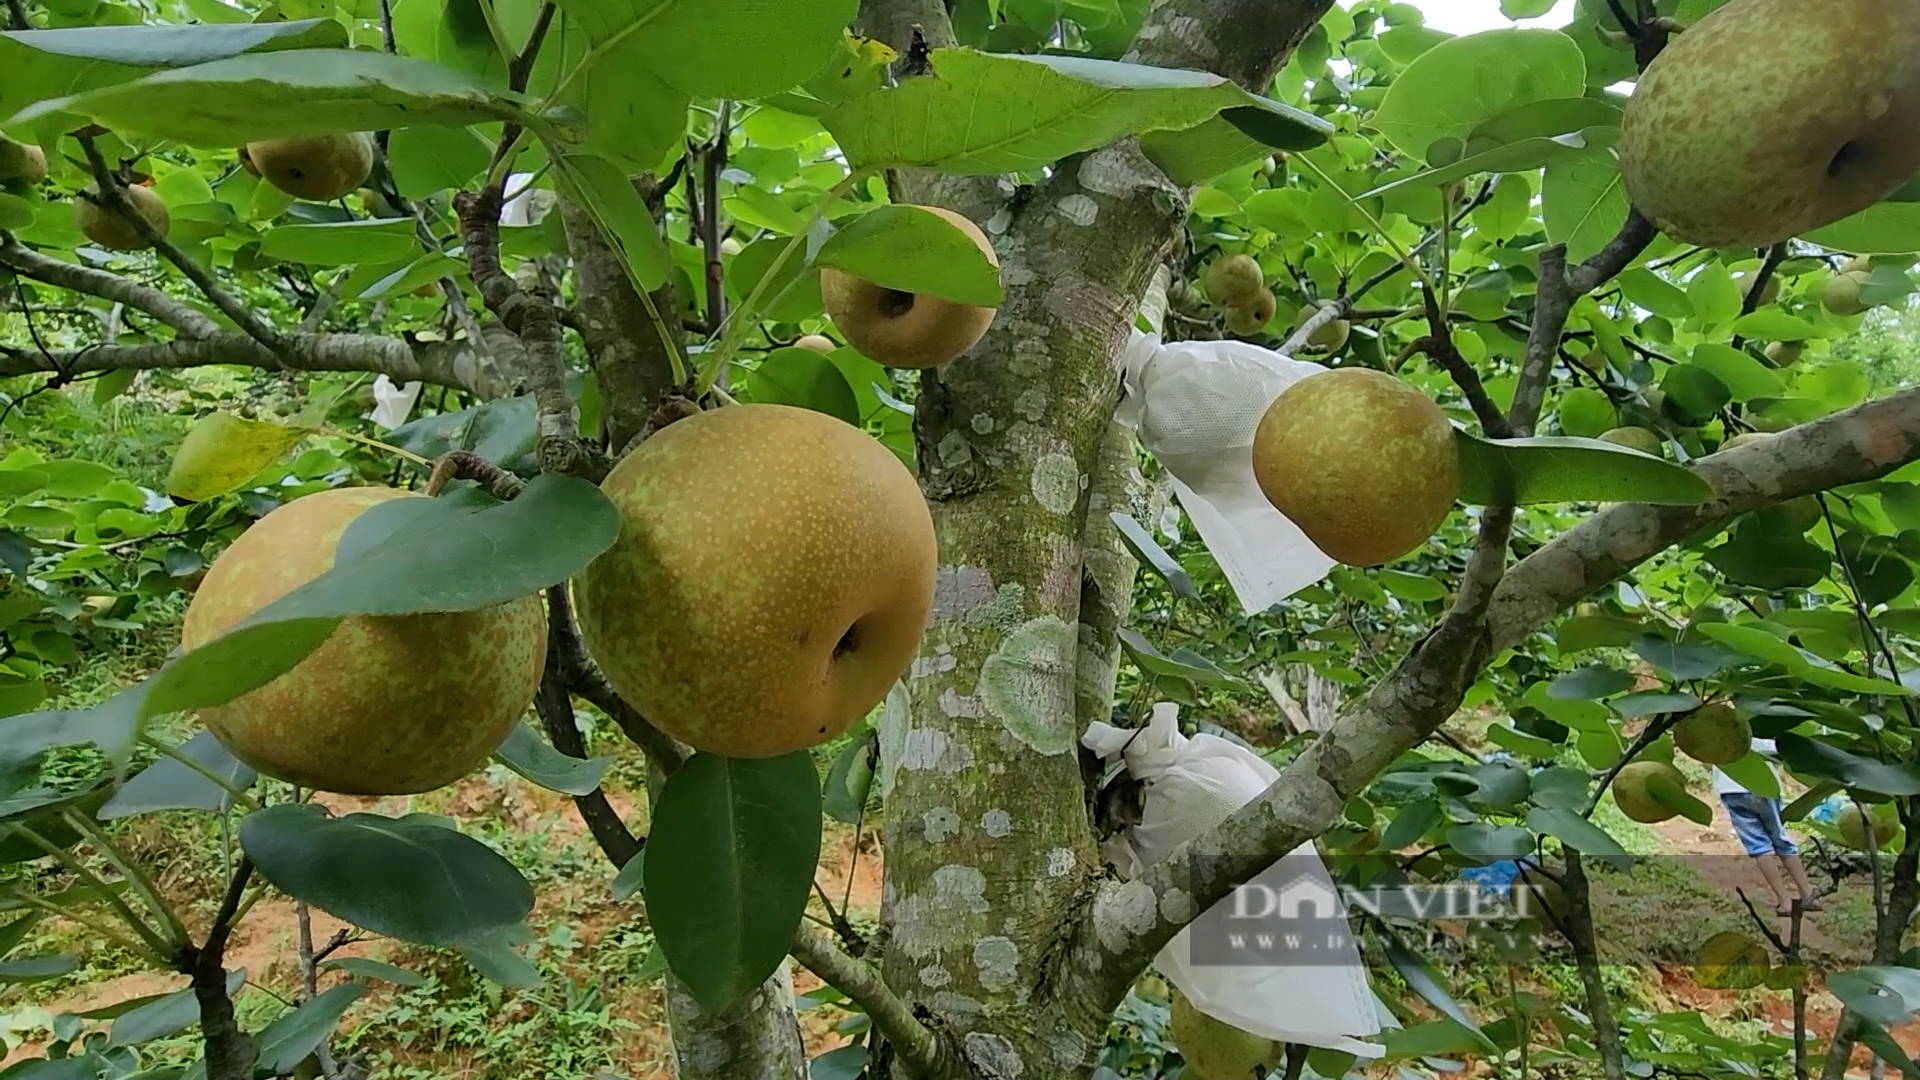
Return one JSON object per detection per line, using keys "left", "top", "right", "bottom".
{"left": 1083, "top": 702, "right": 1385, "bottom": 1057}
{"left": 1115, "top": 328, "right": 1337, "bottom": 615}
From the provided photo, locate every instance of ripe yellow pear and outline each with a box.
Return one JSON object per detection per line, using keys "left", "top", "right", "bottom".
{"left": 1674, "top": 703, "right": 1751, "bottom": 765}
{"left": 1598, "top": 426, "right": 1663, "bottom": 455}
{"left": 181, "top": 486, "right": 548, "bottom": 795}
{"left": 244, "top": 132, "right": 375, "bottom": 202}
{"left": 1251, "top": 368, "right": 1459, "bottom": 567}
{"left": 821, "top": 205, "right": 998, "bottom": 369}
{"left": 794, "top": 334, "right": 837, "bottom": 354}
{"left": 1822, "top": 270, "right": 1872, "bottom": 316}
{"left": 1839, "top": 802, "right": 1900, "bottom": 850}
{"left": 1223, "top": 287, "right": 1275, "bottom": 335}
{"left": 1170, "top": 988, "right": 1280, "bottom": 1080}
{"left": 0, "top": 139, "right": 45, "bottom": 186}
{"left": 576, "top": 404, "right": 937, "bottom": 758}
{"left": 1203, "top": 253, "right": 1265, "bottom": 308}
{"left": 1612, "top": 761, "right": 1687, "bottom": 824}
{"left": 75, "top": 184, "right": 170, "bottom": 251}
{"left": 1617, "top": 0, "right": 1920, "bottom": 248}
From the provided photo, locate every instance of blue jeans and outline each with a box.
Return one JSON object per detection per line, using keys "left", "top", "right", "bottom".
{"left": 1723, "top": 792, "right": 1798, "bottom": 857}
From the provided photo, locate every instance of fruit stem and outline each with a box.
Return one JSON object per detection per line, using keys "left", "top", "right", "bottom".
{"left": 694, "top": 169, "right": 870, "bottom": 397}
{"left": 323, "top": 427, "right": 432, "bottom": 467}
{"left": 4, "top": 822, "right": 177, "bottom": 958}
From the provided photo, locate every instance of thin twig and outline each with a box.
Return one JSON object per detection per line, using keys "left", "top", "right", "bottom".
{"left": 546, "top": 585, "right": 687, "bottom": 772}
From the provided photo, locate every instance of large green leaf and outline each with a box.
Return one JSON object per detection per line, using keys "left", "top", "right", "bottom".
{"left": 385, "top": 124, "right": 492, "bottom": 200}
{"left": 1370, "top": 29, "right": 1586, "bottom": 160}
{"left": 1541, "top": 145, "right": 1627, "bottom": 263}
{"left": 1454, "top": 430, "right": 1714, "bottom": 506}
{"left": 0, "top": 18, "right": 345, "bottom": 120}
{"left": 1773, "top": 734, "right": 1920, "bottom": 796}
{"left": 823, "top": 49, "right": 1328, "bottom": 174}
{"left": 491, "top": 722, "right": 610, "bottom": 798}
{"left": 644, "top": 752, "right": 822, "bottom": 1013}
{"left": 97, "top": 731, "right": 255, "bottom": 820}
{"left": 1689, "top": 345, "right": 1784, "bottom": 402}
{"left": 551, "top": 152, "right": 671, "bottom": 292}
{"left": 255, "top": 983, "right": 365, "bottom": 1074}
{"left": 15, "top": 49, "right": 530, "bottom": 145}
{"left": 550, "top": 0, "right": 858, "bottom": 98}
{"left": 814, "top": 205, "right": 1003, "bottom": 307}
{"left": 258, "top": 220, "right": 420, "bottom": 267}
{"left": 165, "top": 414, "right": 312, "bottom": 501}
{"left": 240, "top": 805, "right": 534, "bottom": 946}
{"left": 1804, "top": 202, "right": 1920, "bottom": 255}
{"left": 1527, "top": 806, "right": 1632, "bottom": 871}
{"left": 137, "top": 475, "right": 618, "bottom": 724}
{"left": 745, "top": 348, "right": 860, "bottom": 425}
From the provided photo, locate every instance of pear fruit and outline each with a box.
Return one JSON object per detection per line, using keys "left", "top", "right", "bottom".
{"left": 1170, "top": 988, "right": 1281, "bottom": 1080}
{"left": 1251, "top": 368, "right": 1459, "bottom": 567}
{"left": 244, "top": 132, "right": 376, "bottom": 202}
{"left": 75, "top": 185, "right": 170, "bottom": 251}
{"left": 1822, "top": 270, "right": 1873, "bottom": 316}
{"left": 181, "top": 486, "right": 548, "bottom": 795}
{"left": 1617, "top": 0, "right": 1920, "bottom": 249}
{"left": 1734, "top": 272, "right": 1780, "bottom": 307}
{"left": 1844, "top": 254, "right": 1874, "bottom": 274}
{"left": 1613, "top": 761, "right": 1687, "bottom": 824}
{"left": 576, "top": 404, "right": 937, "bottom": 758}
{"left": 1674, "top": 703, "right": 1752, "bottom": 765}
{"left": 1292, "top": 303, "right": 1350, "bottom": 351}
{"left": 719, "top": 236, "right": 743, "bottom": 256}
{"left": 1224, "top": 287, "right": 1276, "bottom": 336}
{"left": 1764, "top": 340, "right": 1804, "bottom": 368}
{"left": 794, "top": 334, "right": 837, "bottom": 354}
{"left": 1839, "top": 802, "right": 1900, "bottom": 850}
{"left": 1203, "top": 253, "right": 1265, "bottom": 309}
{"left": 821, "top": 205, "right": 998, "bottom": 369}
{"left": 0, "top": 139, "right": 45, "bottom": 186}
{"left": 1598, "top": 426, "right": 1663, "bottom": 455}
{"left": 237, "top": 145, "right": 260, "bottom": 178}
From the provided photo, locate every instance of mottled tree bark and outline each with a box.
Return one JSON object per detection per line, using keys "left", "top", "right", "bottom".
{"left": 560, "top": 193, "right": 681, "bottom": 453}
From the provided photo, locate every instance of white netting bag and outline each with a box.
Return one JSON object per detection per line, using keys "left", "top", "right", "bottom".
{"left": 1117, "top": 329, "right": 1336, "bottom": 615}
{"left": 1083, "top": 703, "right": 1385, "bottom": 1057}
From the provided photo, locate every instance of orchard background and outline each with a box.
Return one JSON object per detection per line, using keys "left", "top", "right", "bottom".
{"left": 3, "top": 0, "right": 1920, "bottom": 1078}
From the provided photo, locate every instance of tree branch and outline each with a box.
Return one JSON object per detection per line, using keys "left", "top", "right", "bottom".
{"left": 533, "top": 627, "right": 642, "bottom": 868}
{"left": 0, "top": 330, "right": 513, "bottom": 398}
{"left": 789, "top": 925, "right": 946, "bottom": 1077}
{"left": 185, "top": 857, "right": 257, "bottom": 1080}
{"left": 559, "top": 194, "right": 681, "bottom": 451}
{"left": 0, "top": 236, "right": 221, "bottom": 338}
{"left": 545, "top": 583, "right": 687, "bottom": 773}
{"left": 1072, "top": 376, "right": 1920, "bottom": 1012}
{"left": 76, "top": 137, "right": 287, "bottom": 358}
{"left": 1125, "top": 0, "right": 1336, "bottom": 91}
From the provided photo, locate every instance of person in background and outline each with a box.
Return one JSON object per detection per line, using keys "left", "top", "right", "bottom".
{"left": 1714, "top": 737, "right": 1822, "bottom": 917}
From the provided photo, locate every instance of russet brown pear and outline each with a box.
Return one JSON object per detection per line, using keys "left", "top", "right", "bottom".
{"left": 821, "top": 205, "right": 998, "bottom": 369}
{"left": 181, "top": 486, "right": 548, "bottom": 795}
{"left": 1250, "top": 368, "right": 1458, "bottom": 567}
{"left": 1618, "top": 0, "right": 1920, "bottom": 248}
{"left": 575, "top": 404, "right": 937, "bottom": 758}
{"left": 245, "top": 132, "right": 375, "bottom": 202}
{"left": 75, "top": 184, "right": 169, "bottom": 251}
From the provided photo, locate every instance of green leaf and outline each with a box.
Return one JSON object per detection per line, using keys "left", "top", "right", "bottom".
{"left": 727, "top": 239, "right": 823, "bottom": 323}
{"left": 1644, "top": 770, "right": 1713, "bottom": 826}
{"left": 1684, "top": 262, "right": 1741, "bottom": 327}
{"left": 822, "top": 48, "right": 1328, "bottom": 174}
{"left": 1377, "top": 568, "right": 1447, "bottom": 602}
{"left": 745, "top": 348, "right": 861, "bottom": 425}
{"left": 140, "top": 475, "right": 618, "bottom": 723}
{"left": 255, "top": 983, "right": 364, "bottom": 1074}
{"left": 1356, "top": 132, "right": 1587, "bottom": 200}
{"left": 1527, "top": 806, "right": 1632, "bottom": 871}
{"left": 385, "top": 124, "right": 491, "bottom": 200}
{"left": 98, "top": 731, "right": 255, "bottom": 820}
{"left": 1689, "top": 345, "right": 1783, "bottom": 403}
{"left": 1773, "top": 734, "right": 1920, "bottom": 796}
{"left": 104, "top": 971, "right": 245, "bottom": 1046}
{"left": 385, "top": 394, "right": 536, "bottom": 467}
{"left": 1660, "top": 363, "right": 1733, "bottom": 424}
{"left": 165, "top": 414, "right": 311, "bottom": 501}
{"left": 822, "top": 727, "right": 877, "bottom": 826}
{"left": 257, "top": 220, "right": 420, "bottom": 267}
{"left": 1548, "top": 665, "right": 1633, "bottom": 700}
{"left": 1610, "top": 691, "right": 1700, "bottom": 717}
{"left": 611, "top": 849, "right": 644, "bottom": 902}
{"left": 1541, "top": 145, "right": 1627, "bottom": 263}
{"left": 1488, "top": 723, "right": 1561, "bottom": 760}
{"left": 1693, "top": 623, "right": 1809, "bottom": 670}
{"left": 319, "top": 957, "right": 426, "bottom": 987}
{"left": 1109, "top": 513, "right": 1199, "bottom": 600}
{"left": 1615, "top": 268, "right": 1691, "bottom": 319}
{"left": 456, "top": 922, "right": 543, "bottom": 987}
{"left": 1454, "top": 430, "right": 1714, "bottom": 506}
{"left": 16, "top": 48, "right": 529, "bottom": 146}
{"left": 0, "top": 18, "right": 346, "bottom": 121}
{"left": 1556, "top": 615, "right": 1644, "bottom": 653}
{"left": 643, "top": 751, "right": 823, "bottom": 1013}
{"left": 1632, "top": 635, "right": 1732, "bottom": 680}
{"left": 1444, "top": 822, "right": 1533, "bottom": 864}
{"left": 1731, "top": 309, "right": 1818, "bottom": 341}
{"left": 491, "top": 722, "right": 610, "bottom": 798}
{"left": 551, "top": 0, "right": 858, "bottom": 98}
{"left": 1139, "top": 115, "right": 1278, "bottom": 185}
{"left": 0, "top": 954, "right": 75, "bottom": 982}
{"left": 1379, "top": 797, "right": 1441, "bottom": 850}
{"left": 1555, "top": 386, "right": 1615, "bottom": 439}
{"left": 551, "top": 152, "right": 670, "bottom": 292}
{"left": 1377, "top": 928, "right": 1497, "bottom": 1050}
{"left": 1370, "top": 29, "right": 1585, "bottom": 160}
{"left": 1704, "top": 531, "right": 1830, "bottom": 590}
{"left": 240, "top": 805, "right": 534, "bottom": 946}
{"left": 815, "top": 205, "right": 1003, "bottom": 307}
{"left": 1118, "top": 628, "right": 1244, "bottom": 689}
{"left": 1804, "top": 201, "right": 1920, "bottom": 255}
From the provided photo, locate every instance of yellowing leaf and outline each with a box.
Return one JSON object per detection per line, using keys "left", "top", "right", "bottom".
{"left": 166, "top": 414, "right": 312, "bottom": 501}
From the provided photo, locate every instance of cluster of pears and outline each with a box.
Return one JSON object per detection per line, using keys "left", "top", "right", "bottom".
{"left": 1618, "top": 0, "right": 1920, "bottom": 249}
{"left": 1609, "top": 703, "right": 1749, "bottom": 824}
{"left": 821, "top": 204, "right": 999, "bottom": 369}
{"left": 1203, "top": 254, "right": 1276, "bottom": 336}
{"left": 181, "top": 487, "right": 549, "bottom": 795}
{"left": 1819, "top": 255, "right": 1876, "bottom": 318}
{"left": 1249, "top": 367, "right": 1459, "bottom": 567}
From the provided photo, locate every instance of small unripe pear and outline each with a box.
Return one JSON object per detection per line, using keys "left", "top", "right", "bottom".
{"left": 1764, "top": 340, "right": 1804, "bottom": 368}
{"left": 720, "top": 236, "right": 743, "bottom": 256}
{"left": 794, "top": 334, "right": 837, "bottom": 354}
{"left": 1674, "top": 703, "right": 1751, "bottom": 765}
{"left": 1613, "top": 761, "right": 1686, "bottom": 824}
{"left": 1734, "top": 272, "right": 1780, "bottom": 306}
{"left": 1203, "top": 253, "right": 1265, "bottom": 309}
{"left": 75, "top": 184, "right": 170, "bottom": 251}
{"left": 1224, "top": 287, "right": 1276, "bottom": 336}
{"left": 0, "top": 139, "right": 46, "bottom": 186}
{"left": 1822, "top": 271, "right": 1872, "bottom": 316}
{"left": 1598, "top": 427, "right": 1663, "bottom": 455}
